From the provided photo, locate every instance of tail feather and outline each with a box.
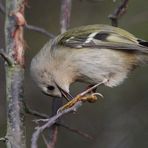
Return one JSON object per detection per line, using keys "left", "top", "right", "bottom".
{"left": 138, "top": 39, "right": 148, "bottom": 47}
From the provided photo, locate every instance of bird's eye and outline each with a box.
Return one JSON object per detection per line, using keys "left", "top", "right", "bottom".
{"left": 47, "top": 85, "right": 55, "bottom": 91}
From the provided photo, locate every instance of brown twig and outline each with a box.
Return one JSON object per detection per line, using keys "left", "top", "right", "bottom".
{"left": 108, "top": 0, "right": 129, "bottom": 26}
{"left": 31, "top": 101, "right": 83, "bottom": 148}
{"left": 45, "top": 0, "right": 72, "bottom": 147}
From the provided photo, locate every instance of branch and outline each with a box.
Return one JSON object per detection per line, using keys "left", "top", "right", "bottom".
{"left": 24, "top": 102, "right": 93, "bottom": 140}
{"left": 60, "top": 0, "right": 72, "bottom": 33}
{"left": 59, "top": 123, "right": 94, "bottom": 140}
{"left": 31, "top": 82, "right": 103, "bottom": 148}
{"left": 5, "top": 0, "right": 26, "bottom": 147}
{"left": 44, "top": 0, "right": 72, "bottom": 147}
{"left": 25, "top": 24, "right": 55, "bottom": 38}
{"left": 31, "top": 101, "right": 83, "bottom": 148}
{"left": 24, "top": 101, "right": 49, "bottom": 119}
{"left": 108, "top": 0, "right": 129, "bottom": 26}
{"left": 0, "top": 49, "right": 13, "bottom": 66}
{"left": 0, "top": 2, "right": 54, "bottom": 38}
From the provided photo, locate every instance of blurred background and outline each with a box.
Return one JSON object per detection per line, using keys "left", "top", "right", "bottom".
{"left": 0, "top": 0, "right": 148, "bottom": 147}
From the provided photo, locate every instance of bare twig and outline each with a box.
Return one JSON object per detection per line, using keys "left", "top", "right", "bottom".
{"left": 31, "top": 82, "right": 102, "bottom": 148}
{"left": 25, "top": 24, "right": 55, "bottom": 38}
{"left": 44, "top": 0, "right": 72, "bottom": 147}
{"left": 60, "top": 0, "right": 72, "bottom": 33}
{"left": 0, "top": 2, "right": 54, "bottom": 38}
{"left": 24, "top": 102, "right": 93, "bottom": 140}
{"left": 23, "top": 101, "right": 49, "bottom": 119}
{"left": 41, "top": 134, "right": 51, "bottom": 148}
{"left": 47, "top": 125, "right": 58, "bottom": 148}
{"left": 0, "top": 49, "right": 13, "bottom": 66}
{"left": 108, "top": 0, "right": 129, "bottom": 26}
{"left": 59, "top": 123, "right": 94, "bottom": 140}
{"left": 31, "top": 101, "right": 83, "bottom": 148}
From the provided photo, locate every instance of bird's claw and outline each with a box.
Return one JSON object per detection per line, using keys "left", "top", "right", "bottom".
{"left": 57, "top": 92, "right": 103, "bottom": 114}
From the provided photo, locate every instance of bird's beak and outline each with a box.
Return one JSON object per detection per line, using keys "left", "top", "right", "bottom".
{"left": 56, "top": 85, "right": 73, "bottom": 102}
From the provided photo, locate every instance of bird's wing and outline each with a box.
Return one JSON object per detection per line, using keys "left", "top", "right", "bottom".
{"left": 56, "top": 24, "right": 148, "bottom": 53}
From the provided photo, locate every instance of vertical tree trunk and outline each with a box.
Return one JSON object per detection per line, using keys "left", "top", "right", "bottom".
{"left": 5, "top": 0, "right": 26, "bottom": 148}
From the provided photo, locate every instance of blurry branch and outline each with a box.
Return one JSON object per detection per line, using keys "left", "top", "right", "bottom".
{"left": 24, "top": 102, "right": 49, "bottom": 119}
{"left": 44, "top": 0, "right": 72, "bottom": 148}
{"left": 0, "top": 49, "right": 13, "bottom": 66}
{"left": 31, "top": 101, "right": 83, "bottom": 148}
{"left": 59, "top": 123, "right": 94, "bottom": 140}
{"left": 24, "top": 102, "right": 93, "bottom": 140}
{"left": 0, "top": 2, "right": 5, "bottom": 14}
{"left": 25, "top": 24, "right": 55, "bottom": 38}
{"left": 108, "top": 0, "right": 129, "bottom": 27}
{"left": 25, "top": 101, "right": 91, "bottom": 143}
{"left": 46, "top": 99, "right": 63, "bottom": 148}
{"left": 60, "top": 0, "right": 72, "bottom": 33}
{"left": 85, "top": 0, "right": 104, "bottom": 2}
{"left": 0, "top": 2, "right": 54, "bottom": 38}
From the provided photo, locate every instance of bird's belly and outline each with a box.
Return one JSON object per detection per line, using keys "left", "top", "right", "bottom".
{"left": 77, "top": 68, "right": 128, "bottom": 87}
{"left": 72, "top": 49, "right": 133, "bottom": 87}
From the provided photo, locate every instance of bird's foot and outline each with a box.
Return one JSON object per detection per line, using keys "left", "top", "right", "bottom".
{"left": 57, "top": 92, "right": 103, "bottom": 113}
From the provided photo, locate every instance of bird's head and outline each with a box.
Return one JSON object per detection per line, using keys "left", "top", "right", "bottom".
{"left": 30, "top": 57, "right": 73, "bottom": 100}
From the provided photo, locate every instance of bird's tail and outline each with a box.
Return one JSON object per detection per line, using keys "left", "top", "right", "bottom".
{"left": 138, "top": 39, "right": 148, "bottom": 47}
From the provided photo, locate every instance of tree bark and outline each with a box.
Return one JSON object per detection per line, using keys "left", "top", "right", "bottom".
{"left": 5, "top": 0, "right": 26, "bottom": 148}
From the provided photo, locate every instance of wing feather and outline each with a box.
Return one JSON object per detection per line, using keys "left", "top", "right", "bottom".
{"left": 55, "top": 24, "right": 148, "bottom": 53}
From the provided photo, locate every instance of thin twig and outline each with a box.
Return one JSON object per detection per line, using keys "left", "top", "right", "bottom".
{"left": 23, "top": 101, "right": 49, "bottom": 119}
{"left": 47, "top": 125, "right": 58, "bottom": 148}
{"left": 41, "top": 134, "right": 51, "bottom": 148}
{"left": 0, "top": 49, "right": 13, "bottom": 66}
{"left": 31, "top": 101, "right": 83, "bottom": 148}
{"left": 108, "top": 0, "right": 129, "bottom": 26}
{"left": 24, "top": 101, "right": 93, "bottom": 140}
{"left": 31, "top": 82, "right": 102, "bottom": 148}
{"left": 59, "top": 123, "right": 94, "bottom": 140}
{"left": 0, "top": 2, "right": 54, "bottom": 38}
{"left": 45, "top": 0, "right": 72, "bottom": 147}
{"left": 25, "top": 24, "right": 55, "bottom": 38}
{"left": 25, "top": 104, "right": 93, "bottom": 141}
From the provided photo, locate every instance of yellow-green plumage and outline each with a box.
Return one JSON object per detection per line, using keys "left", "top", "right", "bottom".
{"left": 57, "top": 24, "right": 137, "bottom": 45}
{"left": 30, "top": 24, "right": 148, "bottom": 98}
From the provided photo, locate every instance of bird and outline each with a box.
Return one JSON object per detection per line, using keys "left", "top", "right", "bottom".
{"left": 30, "top": 24, "right": 148, "bottom": 106}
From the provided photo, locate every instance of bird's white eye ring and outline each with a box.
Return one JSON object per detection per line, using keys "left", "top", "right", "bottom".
{"left": 47, "top": 85, "right": 55, "bottom": 91}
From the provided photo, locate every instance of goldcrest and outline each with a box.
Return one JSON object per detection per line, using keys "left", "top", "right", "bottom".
{"left": 30, "top": 24, "right": 148, "bottom": 99}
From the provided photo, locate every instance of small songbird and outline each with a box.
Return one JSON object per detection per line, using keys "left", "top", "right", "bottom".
{"left": 30, "top": 24, "right": 148, "bottom": 101}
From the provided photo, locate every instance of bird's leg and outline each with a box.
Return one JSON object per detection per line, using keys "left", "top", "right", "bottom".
{"left": 84, "top": 84, "right": 97, "bottom": 101}
{"left": 57, "top": 80, "right": 107, "bottom": 113}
